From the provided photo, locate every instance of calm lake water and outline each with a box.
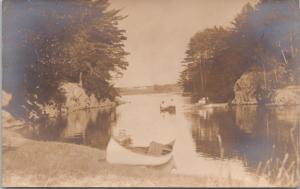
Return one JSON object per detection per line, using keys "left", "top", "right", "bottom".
{"left": 18, "top": 93, "right": 299, "bottom": 182}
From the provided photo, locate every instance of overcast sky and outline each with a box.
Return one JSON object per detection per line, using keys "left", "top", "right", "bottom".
{"left": 110, "top": 0, "right": 257, "bottom": 87}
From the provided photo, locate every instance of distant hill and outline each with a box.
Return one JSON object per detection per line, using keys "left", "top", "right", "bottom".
{"left": 117, "top": 84, "right": 182, "bottom": 95}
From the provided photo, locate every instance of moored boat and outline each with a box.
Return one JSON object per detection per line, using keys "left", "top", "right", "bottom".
{"left": 196, "top": 102, "right": 228, "bottom": 109}
{"left": 199, "top": 103, "right": 228, "bottom": 108}
{"left": 197, "top": 97, "right": 209, "bottom": 105}
{"left": 106, "top": 137, "right": 175, "bottom": 166}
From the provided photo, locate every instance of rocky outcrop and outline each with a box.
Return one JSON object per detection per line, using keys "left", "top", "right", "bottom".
{"left": 3, "top": 83, "right": 116, "bottom": 121}
{"left": 2, "top": 111, "right": 24, "bottom": 128}
{"left": 59, "top": 82, "right": 115, "bottom": 112}
{"left": 232, "top": 71, "right": 265, "bottom": 105}
{"left": 33, "top": 82, "right": 116, "bottom": 119}
{"left": 2, "top": 91, "right": 24, "bottom": 128}
{"left": 269, "top": 85, "right": 300, "bottom": 105}
{"left": 2, "top": 90, "right": 12, "bottom": 107}
{"left": 232, "top": 70, "right": 300, "bottom": 105}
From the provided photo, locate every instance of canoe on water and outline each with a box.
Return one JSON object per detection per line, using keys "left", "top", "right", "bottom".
{"left": 106, "top": 137, "right": 176, "bottom": 166}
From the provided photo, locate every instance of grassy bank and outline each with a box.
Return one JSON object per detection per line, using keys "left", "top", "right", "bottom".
{"left": 3, "top": 129, "right": 270, "bottom": 187}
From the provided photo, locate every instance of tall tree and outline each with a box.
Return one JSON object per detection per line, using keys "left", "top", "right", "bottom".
{"left": 2, "top": 0, "right": 128, "bottom": 118}
{"left": 179, "top": 0, "right": 299, "bottom": 103}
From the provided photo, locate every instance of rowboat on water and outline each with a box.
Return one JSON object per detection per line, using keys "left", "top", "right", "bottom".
{"left": 106, "top": 137, "right": 176, "bottom": 166}
{"left": 160, "top": 99, "right": 176, "bottom": 113}
{"left": 160, "top": 105, "right": 176, "bottom": 113}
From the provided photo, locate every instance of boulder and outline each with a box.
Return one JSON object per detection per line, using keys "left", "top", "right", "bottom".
{"left": 2, "top": 110, "right": 24, "bottom": 128}
{"left": 3, "top": 83, "right": 116, "bottom": 121}
{"left": 59, "top": 82, "right": 91, "bottom": 112}
{"left": 269, "top": 85, "right": 300, "bottom": 105}
{"left": 232, "top": 71, "right": 264, "bottom": 105}
{"left": 2, "top": 90, "right": 12, "bottom": 108}
{"left": 59, "top": 82, "right": 116, "bottom": 113}
{"left": 30, "top": 82, "right": 115, "bottom": 118}
{"left": 2, "top": 90, "right": 25, "bottom": 127}
{"left": 232, "top": 70, "right": 300, "bottom": 105}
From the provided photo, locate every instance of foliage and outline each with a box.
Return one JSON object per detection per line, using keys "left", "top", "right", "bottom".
{"left": 179, "top": 0, "right": 299, "bottom": 103}
{"left": 2, "top": 0, "right": 128, "bottom": 118}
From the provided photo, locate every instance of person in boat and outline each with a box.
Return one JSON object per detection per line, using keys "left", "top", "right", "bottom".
{"left": 198, "top": 97, "right": 209, "bottom": 105}
{"left": 197, "top": 97, "right": 205, "bottom": 105}
{"left": 169, "top": 98, "right": 175, "bottom": 107}
{"left": 204, "top": 97, "right": 209, "bottom": 104}
{"left": 160, "top": 100, "right": 167, "bottom": 110}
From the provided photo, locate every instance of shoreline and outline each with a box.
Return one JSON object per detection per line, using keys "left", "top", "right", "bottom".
{"left": 2, "top": 129, "right": 270, "bottom": 187}
{"left": 3, "top": 93, "right": 294, "bottom": 187}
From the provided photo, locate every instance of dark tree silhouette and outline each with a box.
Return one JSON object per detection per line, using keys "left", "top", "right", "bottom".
{"left": 3, "top": 0, "right": 128, "bottom": 118}
{"left": 179, "top": 0, "right": 299, "bottom": 103}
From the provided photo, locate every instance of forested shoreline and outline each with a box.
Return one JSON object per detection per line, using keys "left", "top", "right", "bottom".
{"left": 117, "top": 84, "right": 181, "bottom": 96}
{"left": 179, "top": 0, "right": 299, "bottom": 104}
{"left": 2, "top": 1, "right": 299, "bottom": 187}
{"left": 3, "top": 0, "right": 299, "bottom": 122}
{"left": 3, "top": 0, "right": 128, "bottom": 120}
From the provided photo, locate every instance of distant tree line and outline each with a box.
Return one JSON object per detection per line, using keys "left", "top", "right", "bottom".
{"left": 117, "top": 84, "right": 181, "bottom": 95}
{"left": 3, "top": 0, "right": 128, "bottom": 118}
{"left": 179, "top": 0, "right": 299, "bottom": 103}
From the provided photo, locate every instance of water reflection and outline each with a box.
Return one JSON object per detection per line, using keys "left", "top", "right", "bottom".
{"left": 15, "top": 93, "right": 299, "bottom": 183}
{"left": 60, "top": 108, "right": 116, "bottom": 149}
{"left": 18, "top": 107, "right": 116, "bottom": 150}
{"left": 112, "top": 94, "right": 179, "bottom": 147}
{"left": 188, "top": 105, "right": 299, "bottom": 180}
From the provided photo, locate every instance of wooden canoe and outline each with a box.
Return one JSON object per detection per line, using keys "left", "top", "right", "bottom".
{"left": 106, "top": 137, "right": 175, "bottom": 166}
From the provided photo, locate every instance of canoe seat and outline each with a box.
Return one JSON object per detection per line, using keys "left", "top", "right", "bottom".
{"left": 147, "top": 141, "right": 173, "bottom": 156}
{"left": 147, "top": 141, "right": 165, "bottom": 156}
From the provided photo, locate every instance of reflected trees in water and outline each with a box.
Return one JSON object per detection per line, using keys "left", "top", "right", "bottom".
{"left": 189, "top": 105, "right": 299, "bottom": 183}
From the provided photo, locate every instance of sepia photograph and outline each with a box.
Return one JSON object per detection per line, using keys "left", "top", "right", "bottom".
{"left": 1, "top": 0, "right": 300, "bottom": 187}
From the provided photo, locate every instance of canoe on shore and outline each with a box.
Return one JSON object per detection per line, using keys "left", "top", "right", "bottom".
{"left": 106, "top": 137, "right": 175, "bottom": 166}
